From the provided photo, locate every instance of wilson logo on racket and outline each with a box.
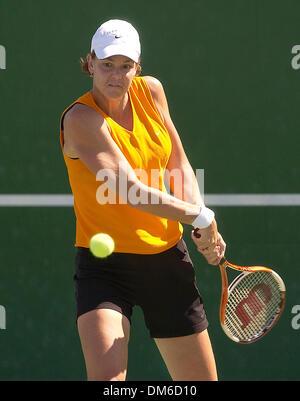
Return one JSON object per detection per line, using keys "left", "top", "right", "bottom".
{"left": 235, "top": 283, "right": 273, "bottom": 329}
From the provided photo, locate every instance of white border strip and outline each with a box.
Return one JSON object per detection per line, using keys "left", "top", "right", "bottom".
{"left": 0, "top": 194, "right": 299, "bottom": 206}
{"left": 0, "top": 195, "right": 74, "bottom": 206}
{"left": 205, "top": 194, "right": 300, "bottom": 206}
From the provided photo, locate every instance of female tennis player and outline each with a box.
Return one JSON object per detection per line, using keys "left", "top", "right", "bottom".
{"left": 60, "top": 19, "right": 226, "bottom": 381}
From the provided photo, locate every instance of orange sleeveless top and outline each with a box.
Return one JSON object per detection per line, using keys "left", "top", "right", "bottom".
{"left": 60, "top": 77, "right": 183, "bottom": 254}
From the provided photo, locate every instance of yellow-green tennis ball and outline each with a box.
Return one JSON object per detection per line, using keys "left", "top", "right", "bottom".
{"left": 89, "top": 233, "right": 115, "bottom": 258}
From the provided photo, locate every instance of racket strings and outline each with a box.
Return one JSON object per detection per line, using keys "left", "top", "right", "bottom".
{"left": 225, "top": 271, "right": 282, "bottom": 342}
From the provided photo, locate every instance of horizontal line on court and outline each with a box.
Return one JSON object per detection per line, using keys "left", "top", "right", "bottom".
{"left": 0, "top": 194, "right": 299, "bottom": 206}
{"left": 205, "top": 194, "right": 300, "bottom": 206}
{"left": 0, "top": 195, "right": 73, "bottom": 206}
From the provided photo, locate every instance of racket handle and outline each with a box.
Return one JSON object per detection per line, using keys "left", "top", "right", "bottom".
{"left": 219, "top": 257, "right": 227, "bottom": 265}
{"left": 193, "top": 228, "right": 201, "bottom": 238}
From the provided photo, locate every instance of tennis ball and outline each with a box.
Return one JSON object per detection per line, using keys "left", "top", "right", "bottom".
{"left": 89, "top": 233, "right": 115, "bottom": 258}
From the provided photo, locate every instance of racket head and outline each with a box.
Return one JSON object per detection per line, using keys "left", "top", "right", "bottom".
{"left": 219, "top": 260, "right": 286, "bottom": 344}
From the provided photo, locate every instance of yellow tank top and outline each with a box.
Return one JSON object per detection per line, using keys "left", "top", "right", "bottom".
{"left": 60, "top": 76, "right": 183, "bottom": 254}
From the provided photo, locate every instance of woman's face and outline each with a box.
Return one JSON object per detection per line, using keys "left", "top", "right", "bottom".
{"left": 88, "top": 54, "right": 138, "bottom": 99}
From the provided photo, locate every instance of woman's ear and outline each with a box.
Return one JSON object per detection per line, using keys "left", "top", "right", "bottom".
{"left": 87, "top": 53, "right": 94, "bottom": 76}
{"left": 135, "top": 59, "right": 142, "bottom": 76}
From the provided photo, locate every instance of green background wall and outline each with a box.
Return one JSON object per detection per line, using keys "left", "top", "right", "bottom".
{"left": 0, "top": 0, "right": 299, "bottom": 380}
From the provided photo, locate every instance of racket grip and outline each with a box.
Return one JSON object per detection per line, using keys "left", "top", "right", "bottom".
{"left": 219, "top": 257, "right": 227, "bottom": 265}
{"left": 193, "top": 228, "right": 201, "bottom": 238}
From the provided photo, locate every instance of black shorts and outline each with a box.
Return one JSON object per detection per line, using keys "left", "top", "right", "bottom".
{"left": 73, "top": 239, "right": 208, "bottom": 338}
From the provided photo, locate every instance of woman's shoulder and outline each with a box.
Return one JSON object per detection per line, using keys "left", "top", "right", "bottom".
{"left": 138, "top": 75, "right": 166, "bottom": 106}
{"left": 141, "top": 75, "right": 164, "bottom": 92}
{"left": 62, "top": 102, "right": 108, "bottom": 158}
{"left": 63, "top": 102, "right": 104, "bottom": 128}
{"left": 65, "top": 102, "right": 100, "bottom": 120}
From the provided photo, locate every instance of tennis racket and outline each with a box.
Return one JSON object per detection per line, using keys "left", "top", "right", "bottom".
{"left": 193, "top": 229, "right": 286, "bottom": 343}
{"left": 218, "top": 257, "right": 286, "bottom": 344}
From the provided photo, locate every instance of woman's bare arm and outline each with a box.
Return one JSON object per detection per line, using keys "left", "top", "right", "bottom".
{"left": 144, "top": 76, "right": 203, "bottom": 207}
{"left": 63, "top": 103, "right": 200, "bottom": 225}
{"left": 144, "top": 76, "right": 225, "bottom": 264}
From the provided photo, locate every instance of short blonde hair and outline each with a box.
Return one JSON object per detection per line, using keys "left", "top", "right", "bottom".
{"left": 80, "top": 50, "right": 142, "bottom": 77}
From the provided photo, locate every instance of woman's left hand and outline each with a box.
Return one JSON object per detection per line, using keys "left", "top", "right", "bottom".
{"left": 191, "top": 231, "right": 226, "bottom": 266}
